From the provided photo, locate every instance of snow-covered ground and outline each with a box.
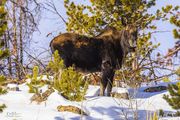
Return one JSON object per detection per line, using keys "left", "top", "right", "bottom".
{"left": 0, "top": 82, "right": 180, "bottom": 120}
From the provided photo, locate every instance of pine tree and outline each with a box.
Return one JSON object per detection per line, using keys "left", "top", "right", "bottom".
{"left": 56, "top": 66, "right": 88, "bottom": 101}
{"left": 162, "top": 5, "right": 180, "bottom": 111}
{"left": 0, "top": 0, "right": 9, "bottom": 60}
{"left": 47, "top": 50, "right": 88, "bottom": 101}
{"left": 0, "top": 0, "right": 8, "bottom": 112}
{"left": 26, "top": 66, "right": 44, "bottom": 93}
{"left": 163, "top": 82, "right": 180, "bottom": 110}
{"left": 0, "top": 0, "right": 8, "bottom": 94}
{"left": 64, "top": 0, "right": 179, "bottom": 87}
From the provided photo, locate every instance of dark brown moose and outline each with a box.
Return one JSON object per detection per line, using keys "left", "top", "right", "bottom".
{"left": 50, "top": 27, "right": 137, "bottom": 96}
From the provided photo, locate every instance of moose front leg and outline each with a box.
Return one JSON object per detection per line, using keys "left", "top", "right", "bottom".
{"left": 100, "top": 75, "right": 107, "bottom": 96}
{"left": 100, "top": 60, "right": 115, "bottom": 96}
{"left": 106, "top": 70, "right": 115, "bottom": 96}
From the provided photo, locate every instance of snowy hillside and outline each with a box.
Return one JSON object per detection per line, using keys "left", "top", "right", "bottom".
{"left": 0, "top": 82, "right": 179, "bottom": 120}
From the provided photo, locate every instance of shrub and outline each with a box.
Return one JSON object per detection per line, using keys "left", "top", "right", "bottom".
{"left": 26, "top": 66, "right": 44, "bottom": 93}
{"left": 0, "top": 0, "right": 8, "bottom": 112}
{"left": 48, "top": 50, "right": 88, "bottom": 101}
{"left": 159, "top": 109, "right": 164, "bottom": 117}
{"left": 55, "top": 66, "right": 88, "bottom": 101}
{"left": 163, "top": 82, "right": 180, "bottom": 110}
{"left": 0, "top": 75, "right": 7, "bottom": 95}
{"left": 0, "top": 104, "right": 6, "bottom": 112}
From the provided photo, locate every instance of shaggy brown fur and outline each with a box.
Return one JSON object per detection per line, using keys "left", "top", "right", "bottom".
{"left": 50, "top": 27, "right": 137, "bottom": 96}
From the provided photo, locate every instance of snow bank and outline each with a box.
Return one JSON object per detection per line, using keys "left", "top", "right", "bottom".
{"left": 0, "top": 83, "right": 179, "bottom": 120}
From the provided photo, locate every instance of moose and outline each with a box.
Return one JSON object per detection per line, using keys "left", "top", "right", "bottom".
{"left": 50, "top": 26, "right": 137, "bottom": 96}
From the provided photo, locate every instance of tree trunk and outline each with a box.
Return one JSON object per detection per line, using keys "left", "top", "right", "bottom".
{"left": 12, "top": 1, "right": 20, "bottom": 80}
{"left": 19, "top": 0, "right": 24, "bottom": 78}
{"left": 4, "top": 31, "right": 12, "bottom": 76}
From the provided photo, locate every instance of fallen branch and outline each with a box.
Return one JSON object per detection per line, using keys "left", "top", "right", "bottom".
{"left": 57, "top": 105, "right": 88, "bottom": 116}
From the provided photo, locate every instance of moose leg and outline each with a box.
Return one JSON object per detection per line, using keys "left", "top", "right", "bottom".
{"left": 100, "top": 60, "right": 114, "bottom": 96}
{"left": 106, "top": 70, "right": 115, "bottom": 96}
{"left": 100, "top": 75, "right": 108, "bottom": 96}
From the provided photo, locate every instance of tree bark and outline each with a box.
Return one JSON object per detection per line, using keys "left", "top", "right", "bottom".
{"left": 12, "top": 1, "right": 20, "bottom": 79}
{"left": 19, "top": 0, "right": 24, "bottom": 78}
{"left": 4, "top": 31, "right": 12, "bottom": 76}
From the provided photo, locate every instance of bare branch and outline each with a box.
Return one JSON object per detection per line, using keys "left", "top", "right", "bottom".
{"left": 24, "top": 50, "right": 46, "bottom": 70}
{"left": 43, "top": 0, "right": 66, "bottom": 24}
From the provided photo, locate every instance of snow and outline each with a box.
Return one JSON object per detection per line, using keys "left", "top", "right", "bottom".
{"left": 0, "top": 82, "right": 180, "bottom": 120}
{"left": 6, "top": 84, "right": 18, "bottom": 89}
{"left": 85, "top": 85, "right": 100, "bottom": 97}
{"left": 112, "top": 87, "right": 128, "bottom": 94}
